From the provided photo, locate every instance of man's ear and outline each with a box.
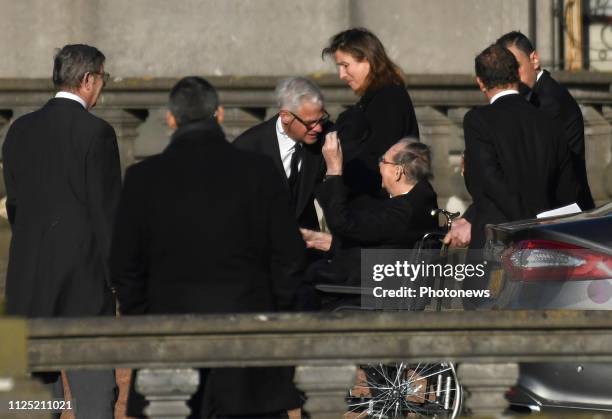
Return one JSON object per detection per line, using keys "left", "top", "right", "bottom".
{"left": 395, "top": 165, "right": 403, "bottom": 181}
{"left": 529, "top": 50, "right": 541, "bottom": 71}
{"left": 166, "top": 110, "right": 178, "bottom": 130}
{"left": 279, "top": 110, "right": 292, "bottom": 125}
{"left": 215, "top": 106, "right": 224, "bottom": 124}
{"left": 476, "top": 77, "right": 486, "bottom": 93}
{"left": 81, "top": 72, "right": 95, "bottom": 92}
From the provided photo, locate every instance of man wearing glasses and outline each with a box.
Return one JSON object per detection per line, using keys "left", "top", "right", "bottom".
{"left": 3, "top": 44, "right": 120, "bottom": 418}
{"left": 234, "top": 77, "right": 329, "bottom": 231}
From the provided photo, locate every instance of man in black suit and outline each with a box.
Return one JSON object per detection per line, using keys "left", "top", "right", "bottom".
{"left": 445, "top": 45, "right": 575, "bottom": 249}
{"left": 111, "top": 77, "right": 306, "bottom": 418}
{"left": 497, "top": 30, "right": 594, "bottom": 210}
{"left": 233, "top": 77, "right": 328, "bottom": 231}
{"left": 3, "top": 44, "right": 120, "bottom": 417}
{"left": 445, "top": 44, "right": 576, "bottom": 250}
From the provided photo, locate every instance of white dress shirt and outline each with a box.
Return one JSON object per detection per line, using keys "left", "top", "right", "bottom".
{"left": 55, "top": 91, "right": 87, "bottom": 109}
{"left": 490, "top": 89, "right": 519, "bottom": 104}
{"left": 276, "top": 117, "right": 301, "bottom": 178}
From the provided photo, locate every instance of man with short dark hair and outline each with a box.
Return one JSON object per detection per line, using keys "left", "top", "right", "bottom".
{"left": 233, "top": 77, "right": 328, "bottom": 230}
{"left": 497, "top": 30, "right": 594, "bottom": 210}
{"left": 3, "top": 44, "right": 120, "bottom": 418}
{"left": 111, "top": 76, "right": 306, "bottom": 418}
{"left": 445, "top": 44, "right": 575, "bottom": 249}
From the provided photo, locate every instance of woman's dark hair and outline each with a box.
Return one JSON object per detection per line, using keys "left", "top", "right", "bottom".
{"left": 322, "top": 27, "right": 404, "bottom": 95}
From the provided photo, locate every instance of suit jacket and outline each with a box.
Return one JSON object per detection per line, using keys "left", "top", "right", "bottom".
{"left": 110, "top": 119, "right": 306, "bottom": 416}
{"left": 463, "top": 94, "right": 576, "bottom": 249}
{"left": 233, "top": 115, "right": 324, "bottom": 230}
{"left": 316, "top": 176, "right": 438, "bottom": 286}
{"left": 337, "top": 83, "right": 420, "bottom": 199}
{"left": 530, "top": 70, "right": 594, "bottom": 210}
{"left": 3, "top": 98, "right": 121, "bottom": 317}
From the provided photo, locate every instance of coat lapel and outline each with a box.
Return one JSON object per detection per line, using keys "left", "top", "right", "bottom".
{"left": 262, "top": 116, "right": 288, "bottom": 188}
{"left": 294, "top": 145, "right": 321, "bottom": 217}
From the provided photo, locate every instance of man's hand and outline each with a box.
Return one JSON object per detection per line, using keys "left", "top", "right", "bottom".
{"left": 300, "top": 228, "right": 332, "bottom": 252}
{"left": 443, "top": 218, "right": 471, "bottom": 248}
{"left": 322, "top": 131, "right": 343, "bottom": 175}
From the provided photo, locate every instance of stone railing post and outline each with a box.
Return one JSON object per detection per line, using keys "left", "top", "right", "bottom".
{"left": 416, "top": 106, "right": 470, "bottom": 212}
{"left": 598, "top": 106, "right": 612, "bottom": 200}
{"left": 0, "top": 318, "right": 51, "bottom": 418}
{"left": 93, "top": 108, "right": 148, "bottom": 174}
{"left": 135, "top": 368, "right": 199, "bottom": 419}
{"left": 294, "top": 364, "right": 356, "bottom": 419}
{"left": 582, "top": 105, "right": 612, "bottom": 204}
{"left": 457, "top": 362, "right": 519, "bottom": 418}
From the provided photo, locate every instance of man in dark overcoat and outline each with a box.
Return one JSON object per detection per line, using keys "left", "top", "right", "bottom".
{"left": 3, "top": 44, "right": 120, "bottom": 417}
{"left": 111, "top": 76, "right": 306, "bottom": 418}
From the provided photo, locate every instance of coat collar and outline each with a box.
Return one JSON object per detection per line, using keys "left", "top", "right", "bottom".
{"left": 167, "top": 118, "right": 226, "bottom": 150}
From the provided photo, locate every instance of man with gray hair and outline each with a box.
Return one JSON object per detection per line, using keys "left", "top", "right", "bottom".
{"left": 3, "top": 44, "right": 120, "bottom": 417}
{"left": 234, "top": 77, "right": 329, "bottom": 230}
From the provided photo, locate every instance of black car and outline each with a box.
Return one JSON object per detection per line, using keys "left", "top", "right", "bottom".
{"left": 485, "top": 202, "right": 612, "bottom": 310}
{"left": 484, "top": 202, "right": 612, "bottom": 414}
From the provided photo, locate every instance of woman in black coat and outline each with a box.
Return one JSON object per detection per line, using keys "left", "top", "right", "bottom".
{"left": 323, "top": 27, "right": 420, "bottom": 199}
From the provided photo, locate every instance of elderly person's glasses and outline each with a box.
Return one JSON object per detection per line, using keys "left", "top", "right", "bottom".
{"left": 378, "top": 155, "right": 401, "bottom": 166}
{"left": 289, "top": 110, "right": 330, "bottom": 131}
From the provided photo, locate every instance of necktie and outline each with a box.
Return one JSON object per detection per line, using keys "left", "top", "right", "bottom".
{"left": 287, "top": 144, "right": 303, "bottom": 207}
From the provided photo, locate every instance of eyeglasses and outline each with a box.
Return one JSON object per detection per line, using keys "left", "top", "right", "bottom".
{"left": 88, "top": 71, "right": 110, "bottom": 86}
{"left": 288, "top": 110, "right": 330, "bottom": 131}
{"left": 378, "top": 155, "right": 400, "bottom": 166}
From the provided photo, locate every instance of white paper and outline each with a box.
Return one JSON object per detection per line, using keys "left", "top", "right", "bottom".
{"left": 536, "top": 203, "right": 582, "bottom": 219}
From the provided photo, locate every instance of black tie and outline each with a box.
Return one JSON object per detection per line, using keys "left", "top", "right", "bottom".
{"left": 288, "top": 144, "right": 303, "bottom": 207}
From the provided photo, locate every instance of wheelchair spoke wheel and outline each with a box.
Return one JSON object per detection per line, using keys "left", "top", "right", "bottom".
{"left": 346, "top": 362, "right": 462, "bottom": 418}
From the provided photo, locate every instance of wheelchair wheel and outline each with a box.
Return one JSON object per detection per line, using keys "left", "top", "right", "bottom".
{"left": 345, "top": 361, "right": 462, "bottom": 418}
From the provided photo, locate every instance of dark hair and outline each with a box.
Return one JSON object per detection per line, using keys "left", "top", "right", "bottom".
{"left": 53, "top": 44, "right": 106, "bottom": 90}
{"left": 394, "top": 138, "right": 433, "bottom": 183}
{"left": 322, "top": 27, "right": 404, "bottom": 95}
{"left": 474, "top": 44, "right": 520, "bottom": 90}
{"left": 168, "top": 77, "right": 219, "bottom": 127}
{"left": 496, "top": 31, "right": 535, "bottom": 56}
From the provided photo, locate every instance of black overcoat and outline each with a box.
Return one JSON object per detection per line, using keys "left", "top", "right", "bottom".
{"left": 530, "top": 70, "right": 595, "bottom": 210}
{"left": 110, "top": 119, "right": 306, "bottom": 416}
{"left": 3, "top": 98, "right": 121, "bottom": 317}
{"left": 337, "top": 83, "right": 420, "bottom": 199}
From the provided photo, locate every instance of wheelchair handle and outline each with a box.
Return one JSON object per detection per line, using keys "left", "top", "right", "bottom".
{"left": 431, "top": 208, "right": 460, "bottom": 232}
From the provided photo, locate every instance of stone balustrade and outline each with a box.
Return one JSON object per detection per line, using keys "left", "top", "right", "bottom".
{"left": 0, "top": 73, "right": 610, "bottom": 209}
{"left": 0, "top": 310, "right": 606, "bottom": 418}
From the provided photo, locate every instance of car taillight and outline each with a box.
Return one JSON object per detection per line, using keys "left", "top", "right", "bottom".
{"left": 502, "top": 239, "right": 612, "bottom": 281}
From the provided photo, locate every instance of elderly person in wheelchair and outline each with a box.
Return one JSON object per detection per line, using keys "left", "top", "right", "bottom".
{"left": 300, "top": 132, "right": 438, "bottom": 309}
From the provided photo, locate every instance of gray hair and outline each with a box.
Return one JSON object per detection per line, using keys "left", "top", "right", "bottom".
{"left": 275, "top": 77, "right": 324, "bottom": 112}
{"left": 393, "top": 137, "right": 433, "bottom": 183}
{"left": 53, "top": 44, "right": 106, "bottom": 90}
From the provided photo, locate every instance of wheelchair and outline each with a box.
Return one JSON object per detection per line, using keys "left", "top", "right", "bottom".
{"left": 315, "top": 209, "right": 463, "bottom": 419}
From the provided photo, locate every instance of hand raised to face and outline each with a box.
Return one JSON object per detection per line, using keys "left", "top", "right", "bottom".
{"left": 322, "top": 131, "right": 343, "bottom": 176}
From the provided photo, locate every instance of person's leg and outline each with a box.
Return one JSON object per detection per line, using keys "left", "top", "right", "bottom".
{"left": 65, "top": 369, "right": 117, "bottom": 419}
{"left": 41, "top": 374, "right": 64, "bottom": 419}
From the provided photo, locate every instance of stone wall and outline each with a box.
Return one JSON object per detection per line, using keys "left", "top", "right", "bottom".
{"left": 0, "top": 0, "right": 555, "bottom": 78}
